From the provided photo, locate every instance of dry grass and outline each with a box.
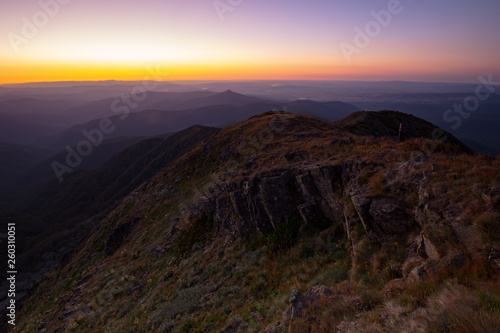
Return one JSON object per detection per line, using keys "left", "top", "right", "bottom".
{"left": 337, "top": 280, "right": 500, "bottom": 333}
{"left": 369, "top": 168, "right": 386, "bottom": 197}
{"left": 423, "top": 281, "right": 500, "bottom": 333}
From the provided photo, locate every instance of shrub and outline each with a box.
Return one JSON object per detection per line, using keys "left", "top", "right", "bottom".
{"left": 173, "top": 213, "right": 215, "bottom": 256}
{"left": 474, "top": 211, "right": 500, "bottom": 243}
{"left": 180, "top": 318, "right": 195, "bottom": 333}
{"left": 265, "top": 216, "right": 301, "bottom": 254}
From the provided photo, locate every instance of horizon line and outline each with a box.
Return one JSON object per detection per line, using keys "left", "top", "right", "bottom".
{"left": 0, "top": 78, "right": 484, "bottom": 86}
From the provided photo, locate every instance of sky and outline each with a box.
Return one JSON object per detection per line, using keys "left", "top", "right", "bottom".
{"left": 1, "top": 0, "right": 499, "bottom": 83}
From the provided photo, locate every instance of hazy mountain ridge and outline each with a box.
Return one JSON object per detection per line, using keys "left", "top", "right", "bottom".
{"left": 39, "top": 92, "right": 359, "bottom": 150}
{"left": 1, "top": 81, "right": 499, "bottom": 154}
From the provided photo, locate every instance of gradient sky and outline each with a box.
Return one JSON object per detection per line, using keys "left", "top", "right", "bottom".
{"left": 1, "top": 0, "right": 499, "bottom": 83}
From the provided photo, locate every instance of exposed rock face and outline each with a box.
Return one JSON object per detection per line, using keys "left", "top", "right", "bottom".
{"left": 196, "top": 165, "right": 346, "bottom": 238}
{"left": 182, "top": 151, "right": 494, "bottom": 290}
{"left": 369, "top": 198, "right": 409, "bottom": 235}
{"left": 190, "top": 160, "right": 416, "bottom": 246}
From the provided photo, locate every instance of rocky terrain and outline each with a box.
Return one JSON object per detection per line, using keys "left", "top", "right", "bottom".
{"left": 11, "top": 111, "right": 500, "bottom": 332}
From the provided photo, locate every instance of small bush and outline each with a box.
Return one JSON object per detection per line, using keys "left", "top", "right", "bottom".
{"left": 180, "top": 318, "right": 195, "bottom": 333}
{"left": 325, "top": 267, "right": 349, "bottom": 283}
{"left": 474, "top": 211, "right": 500, "bottom": 243}
{"left": 173, "top": 213, "right": 215, "bottom": 256}
{"left": 265, "top": 216, "right": 301, "bottom": 254}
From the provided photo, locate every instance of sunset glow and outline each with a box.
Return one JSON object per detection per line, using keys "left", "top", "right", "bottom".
{"left": 1, "top": 0, "right": 500, "bottom": 84}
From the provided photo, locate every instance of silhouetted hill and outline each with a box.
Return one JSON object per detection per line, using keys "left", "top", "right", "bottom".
{"left": 168, "top": 89, "right": 264, "bottom": 109}
{"left": 20, "top": 125, "right": 219, "bottom": 222}
{"left": 285, "top": 99, "right": 360, "bottom": 121}
{"left": 354, "top": 93, "right": 500, "bottom": 155}
{"left": 334, "top": 110, "right": 473, "bottom": 153}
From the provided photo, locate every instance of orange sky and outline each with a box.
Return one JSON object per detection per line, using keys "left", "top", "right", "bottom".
{"left": 1, "top": 0, "right": 499, "bottom": 84}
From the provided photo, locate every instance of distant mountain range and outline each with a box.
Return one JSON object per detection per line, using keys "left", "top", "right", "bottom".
{"left": 1, "top": 81, "right": 499, "bottom": 154}
{"left": 39, "top": 90, "right": 360, "bottom": 150}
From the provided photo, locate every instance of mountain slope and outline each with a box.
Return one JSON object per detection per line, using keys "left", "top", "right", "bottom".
{"left": 0, "top": 125, "right": 219, "bottom": 323}
{"left": 19, "top": 125, "right": 219, "bottom": 223}
{"left": 0, "top": 142, "right": 52, "bottom": 184}
{"left": 12, "top": 111, "right": 499, "bottom": 333}
{"left": 13, "top": 135, "right": 168, "bottom": 190}
{"left": 155, "top": 89, "right": 264, "bottom": 110}
{"left": 285, "top": 99, "right": 360, "bottom": 121}
{"left": 334, "top": 110, "right": 473, "bottom": 153}
{"left": 0, "top": 143, "right": 53, "bottom": 210}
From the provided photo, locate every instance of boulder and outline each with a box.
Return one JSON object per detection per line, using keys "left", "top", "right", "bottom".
{"left": 369, "top": 197, "right": 411, "bottom": 235}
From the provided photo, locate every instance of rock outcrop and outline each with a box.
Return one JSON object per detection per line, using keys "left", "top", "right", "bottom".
{"left": 189, "top": 157, "right": 419, "bottom": 250}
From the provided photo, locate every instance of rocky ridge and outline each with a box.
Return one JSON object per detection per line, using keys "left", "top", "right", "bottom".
{"left": 12, "top": 111, "right": 500, "bottom": 332}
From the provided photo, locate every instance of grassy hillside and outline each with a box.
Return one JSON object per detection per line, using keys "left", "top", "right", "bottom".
{"left": 12, "top": 112, "right": 500, "bottom": 333}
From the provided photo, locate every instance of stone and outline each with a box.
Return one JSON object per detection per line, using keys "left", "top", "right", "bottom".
{"left": 414, "top": 233, "right": 439, "bottom": 260}
{"left": 221, "top": 317, "right": 243, "bottom": 333}
{"left": 369, "top": 197, "right": 410, "bottom": 235}
{"left": 489, "top": 248, "right": 500, "bottom": 271}
{"left": 447, "top": 253, "right": 467, "bottom": 269}
{"left": 337, "top": 320, "right": 358, "bottom": 333}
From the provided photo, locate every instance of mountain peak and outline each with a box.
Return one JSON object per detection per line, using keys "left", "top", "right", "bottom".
{"left": 334, "top": 110, "right": 473, "bottom": 153}
{"left": 219, "top": 89, "right": 245, "bottom": 97}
